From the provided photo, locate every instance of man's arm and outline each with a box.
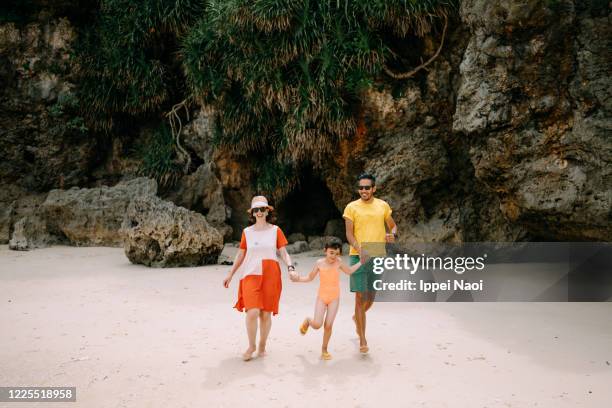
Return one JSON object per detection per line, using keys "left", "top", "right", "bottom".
{"left": 385, "top": 215, "right": 398, "bottom": 242}
{"left": 344, "top": 217, "right": 360, "bottom": 254}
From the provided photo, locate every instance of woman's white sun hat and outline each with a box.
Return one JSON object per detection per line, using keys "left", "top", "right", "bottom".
{"left": 246, "top": 195, "right": 274, "bottom": 213}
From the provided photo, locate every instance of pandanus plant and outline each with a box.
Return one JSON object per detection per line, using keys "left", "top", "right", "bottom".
{"left": 182, "top": 0, "right": 456, "bottom": 197}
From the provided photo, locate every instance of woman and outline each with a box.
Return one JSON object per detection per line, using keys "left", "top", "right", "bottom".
{"left": 223, "top": 195, "right": 296, "bottom": 361}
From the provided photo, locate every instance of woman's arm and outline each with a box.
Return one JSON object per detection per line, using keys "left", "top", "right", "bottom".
{"left": 278, "top": 246, "right": 293, "bottom": 269}
{"left": 223, "top": 249, "right": 246, "bottom": 288}
{"left": 297, "top": 263, "right": 319, "bottom": 282}
{"left": 278, "top": 246, "right": 297, "bottom": 279}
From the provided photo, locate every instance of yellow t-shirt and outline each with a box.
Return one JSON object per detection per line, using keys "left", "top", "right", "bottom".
{"left": 342, "top": 197, "right": 392, "bottom": 256}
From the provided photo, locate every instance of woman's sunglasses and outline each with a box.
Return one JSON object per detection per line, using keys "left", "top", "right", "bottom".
{"left": 357, "top": 185, "right": 372, "bottom": 190}
{"left": 251, "top": 207, "right": 268, "bottom": 214}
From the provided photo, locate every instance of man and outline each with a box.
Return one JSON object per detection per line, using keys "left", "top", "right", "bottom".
{"left": 343, "top": 173, "right": 397, "bottom": 354}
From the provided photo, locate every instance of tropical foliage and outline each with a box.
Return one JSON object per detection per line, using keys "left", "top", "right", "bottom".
{"left": 135, "top": 124, "right": 183, "bottom": 188}
{"left": 76, "top": 0, "right": 204, "bottom": 131}
{"left": 74, "top": 0, "right": 456, "bottom": 194}
{"left": 182, "top": 0, "right": 455, "bottom": 165}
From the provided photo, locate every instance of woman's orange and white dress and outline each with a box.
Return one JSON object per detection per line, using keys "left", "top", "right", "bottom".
{"left": 234, "top": 225, "right": 288, "bottom": 315}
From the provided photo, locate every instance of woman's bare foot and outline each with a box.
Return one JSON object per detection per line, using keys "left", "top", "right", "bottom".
{"left": 242, "top": 346, "right": 256, "bottom": 361}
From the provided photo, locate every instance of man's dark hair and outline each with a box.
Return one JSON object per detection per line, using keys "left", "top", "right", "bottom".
{"left": 324, "top": 237, "right": 343, "bottom": 253}
{"left": 357, "top": 173, "right": 376, "bottom": 186}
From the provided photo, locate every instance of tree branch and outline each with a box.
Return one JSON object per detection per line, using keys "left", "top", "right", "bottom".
{"left": 383, "top": 14, "right": 448, "bottom": 80}
{"left": 165, "top": 98, "right": 192, "bottom": 174}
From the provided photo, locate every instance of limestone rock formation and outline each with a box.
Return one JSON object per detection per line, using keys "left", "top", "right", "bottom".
{"left": 1, "top": 2, "right": 609, "bottom": 245}
{"left": 6, "top": 177, "right": 157, "bottom": 250}
{"left": 307, "top": 236, "right": 342, "bottom": 251}
{"left": 42, "top": 177, "right": 158, "bottom": 246}
{"left": 455, "top": 0, "right": 611, "bottom": 240}
{"left": 0, "top": 18, "right": 96, "bottom": 196}
{"left": 166, "top": 162, "right": 232, "bottom": 240}
{"left": 285, "top": 240, "right": 309, "bottom": 255}
{"left": 8, "top": 214, "right": 62, "bottom": 250}
{"left": 323, "top": 219, "right": 347, "bottom": 242}
{"left": 287, "top": 232, "right": 306, "bottom": 244}
{"left": 171, "top": 107, "right": 247, "bottom": 240}
{"left": 121, "top": 195, "right": 223, "bottom": 267}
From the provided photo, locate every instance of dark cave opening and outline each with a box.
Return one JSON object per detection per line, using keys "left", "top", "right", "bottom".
{"left": 276, "top": 170, "right": 341, "bottom": 238}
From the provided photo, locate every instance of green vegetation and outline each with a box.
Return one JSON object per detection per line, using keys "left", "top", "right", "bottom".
{"left": 182, "top": 0, "right": 455, "bottom": 195}
{"left": 76, "top": 0, "right": 204, "bottom": 131}
{"left": 48, "top": 93, "right": 89, "bottom": 135}
{"left": 73, "top": 0, "right": 456, "bottom": 196}
{"left": 135, "top": 124, "right": 183, "bottom": 188}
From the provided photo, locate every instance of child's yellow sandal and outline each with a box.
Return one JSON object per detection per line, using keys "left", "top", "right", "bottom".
{"left": 321, "top": 351, "right": 332, "bottom": 360}
{"left": 299, "top": 318, "right": 309, "bottom": 335}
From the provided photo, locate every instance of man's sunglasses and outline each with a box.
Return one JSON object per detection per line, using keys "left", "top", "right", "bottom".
{"left": 357, "top": 185, "right": 373, "bottom": 190}
{"left": 251, "top": 207, "right": 268, "bottom": 214}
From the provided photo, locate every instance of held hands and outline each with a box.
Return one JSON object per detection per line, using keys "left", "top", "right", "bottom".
{"left": 385, "top": 233, "right": 395, "bottom": 243}
{"left": 359, "top": 248, "right": 370, "bottom": 264}
{"left": 289, "top": 271, "right": 300, "bottom": 282}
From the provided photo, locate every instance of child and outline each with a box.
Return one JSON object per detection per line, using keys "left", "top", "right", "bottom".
{"left": 291, "top": 238, "right": 364, "bottom": 360}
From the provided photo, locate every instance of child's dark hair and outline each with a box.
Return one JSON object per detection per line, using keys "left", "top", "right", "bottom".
{"left": 324, "top": 237, "right": 343, "bottom": 253}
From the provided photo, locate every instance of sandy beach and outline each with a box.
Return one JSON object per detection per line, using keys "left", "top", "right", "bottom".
{"left": 1, "top": 244, "right": 611, "bottom": 408}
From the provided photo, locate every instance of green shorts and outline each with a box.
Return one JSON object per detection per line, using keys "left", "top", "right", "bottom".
{"left": 349, "top": 255, "right": 378, "bottom": 293}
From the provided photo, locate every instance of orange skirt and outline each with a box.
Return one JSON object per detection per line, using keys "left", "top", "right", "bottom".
{"left": 234, "top": 260, "right": 282, "bottom": 315}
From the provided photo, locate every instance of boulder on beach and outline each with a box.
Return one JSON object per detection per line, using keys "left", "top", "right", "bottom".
{"left": 8, "top": 214, "right": 64, "bottom": 250}
{"left": 7, "top": 177, "right": 157, "bottom": 250}
{"left": 285, "top": 240, "right": 309, "bottom": 254}
{"left": 287, "top": 232, "right": 306, "bottom": 244}
{"left": 307, "top": 235, "right": 341, "bottom": 250}
{"left": 121, "top": 195, "right": 223, "bottom": 267}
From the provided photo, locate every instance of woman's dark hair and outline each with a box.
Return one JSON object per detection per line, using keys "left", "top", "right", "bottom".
{"left": 357, "top": 173, "right": 376, "bottom": 186}
{"left": 248, "top": 207, "right": 277, "bottom": 224}
{"left": 324, "top": 237, "right": 343, "bottom": 253}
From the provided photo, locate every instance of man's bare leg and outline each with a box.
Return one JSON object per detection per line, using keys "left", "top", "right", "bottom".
{"left": 354, "top": 292, "right": 368, "bottom": 352}
{"left": 353, "top": 291, "right": 375, "bottom": 334}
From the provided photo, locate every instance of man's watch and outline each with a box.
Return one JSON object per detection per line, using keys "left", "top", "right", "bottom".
{"left": 288, "top": 265, "right": 295, "bottom": 271}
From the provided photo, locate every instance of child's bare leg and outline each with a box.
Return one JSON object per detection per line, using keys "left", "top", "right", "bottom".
{"left": 310, "top": 298, "right": 326, "bottom": 329}
{"left": 302, "top": 298, "right": 326, "bottom": 333}
{"left": 243, "top": 308, "right": 259, "bottom": 360}
{"left": 322, "top": 299, "right": 339, "bottom": 354}
{"left": 258, "top": 311, "right": 271, "bottom": 356}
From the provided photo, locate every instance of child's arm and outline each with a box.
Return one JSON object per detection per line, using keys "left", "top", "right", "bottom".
{"left": 339, "top": 259, "right": 362, "bottom": 275}
{"left": 296, "top": 263, "right": 319, "bottom": 282}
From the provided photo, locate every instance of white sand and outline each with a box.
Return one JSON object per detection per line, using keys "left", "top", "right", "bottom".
{"left": 1, "top": 244, "right": 611, "bottom": 408}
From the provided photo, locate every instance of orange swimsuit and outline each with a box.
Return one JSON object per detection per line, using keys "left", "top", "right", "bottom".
{"left": 318, "top": 264, "right": 340, "bottom": 305}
